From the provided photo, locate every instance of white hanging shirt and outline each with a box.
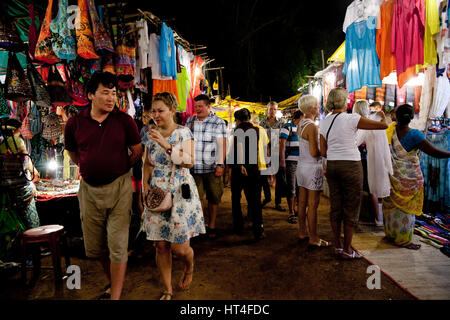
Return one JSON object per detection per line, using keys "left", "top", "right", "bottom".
{"left": 149, "top": 33, "right": 173, "bottom": 80}
{"left": 343, "top": 0, "right": 383, "bottom": 33}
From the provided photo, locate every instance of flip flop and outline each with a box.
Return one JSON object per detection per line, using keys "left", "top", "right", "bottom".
{"left": 340, "top": 249, "right": 363, "bottom": 260}
{"left": 160, "top": 291, "right": 173, "bottom": 300}
{"left": 334, "top": 248, "right": 343, "bottom": 256}
{"left": 308, "top": 239, "right": 331, "bottom": 249}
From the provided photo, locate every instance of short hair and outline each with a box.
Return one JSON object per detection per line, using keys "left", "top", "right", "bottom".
{"left": 370, "top": 101, "right": 382, "bottom": 108}
{"left": 152, "top": 92, "right": 179, "bottom": 111}
{"left": 326, "top": 87, "right": 348, "bottom": 112}
{"left": 353, "top": 100, "right": 370, "bottom": 117}
{"left": 194, "top": 94, "right": 210, "bottom": 105}
{"left": 293, "top": 110, "right": 303, "bottom": 119}
{"left": 298, "top": 94, "right": 318, "bottom": 114}
{"left": 86, "top": 72, "right": 118, "bottom": 95}
{"left": 267, "top": 101, "right": 278, "bottom": 109}
{"left": 234, "top": 108, "right": 251, "bottom": 121}
{"left": 396, "top": 104, "right": 414, "bottom": 125}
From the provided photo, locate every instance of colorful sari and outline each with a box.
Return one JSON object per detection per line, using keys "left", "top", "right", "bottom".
{"left": 383, "top": 125, "right": 424, "bottom": 246}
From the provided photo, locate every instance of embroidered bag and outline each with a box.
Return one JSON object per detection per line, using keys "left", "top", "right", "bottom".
{"left": 29, "top": 102, "right": 43, "bottom": 135}
{"left": 76, "top": 0, "right": 99, "bottom": 59}
{"left": 20, "top": 104, "right": 34, "bottom": 140}
{"left": 26, "top": 56, "right": 52, "bottom": 108}
{"left": 47, "top": 65, "right": 72, "bottom": 106}
{"left": 5, "top": 52, "right": 34, "bottom": 103}
{"left": 0, "top": 126, "right": 30, "bottom": 188}
{"left": 64, "top": 62, "right": 89, "bottom": 106}
{"left": 0, "top": 85, "right": 11, "bottom": 118}
{"left": 49, "top": 0, "right": 76, "bottom": 60}
{"left": 35, "top": 0, "right": 61, "bottom": 64}
{"left": 86, "top": 0, "right": 114, "bottom": 55}
{"left": 41, "top": 112, "right": 63, "bottom": 141}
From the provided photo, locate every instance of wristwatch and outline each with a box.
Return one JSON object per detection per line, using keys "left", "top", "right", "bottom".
{"left": 165, "top": 145, "right": 173, "bottom": 155}
{"left": 217, "top": 164, "right": 225, "bottom": 168}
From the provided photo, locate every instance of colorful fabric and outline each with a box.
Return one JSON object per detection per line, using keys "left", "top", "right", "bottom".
{"left": 423, "top": 0, "right": 440, "bottom": 66}
{"left": 152, "top": 79, "right": 179, "bottom": 102}
{"left": 375, "top": 84, "right": 386, "bottom": 103}
{"left": 385, "top": 84, "right": 396, "bottom": 110}
{"left": 396, "top": 85, "right": 407, "bottom": 105}
{"left": 344, "top": 18, "right": 382, "bottom": 93}
{"left": 366, "top": 87, "right": 376, "bottom": 101}
{"left": 49, "top": 0, "right": 76, "bottom": 60}
{"left": 0, "top": 86, "right": 10, "bottom": 118}
{"left": 34, "top": 0, "right": 60, "bottom": 64}
{"left": 406, "top": 86, "right": 415, "bottom": 106}
{"left": 383, "top": 206, "right": 415, "bottom": 246}
{"left": 391, "top": 0, "right": 425, "bottom": 87}
{"left": 141, "top": 126, "right": 206, "bottom": 243}
{"left": 115, "top": 44, "right": 136, "bottom": 81}
{"left": 159, "top": 22, "right": 177, "bottom": 79}
{"left": 176, "top": 66, "right": 190, "bottom": 111}
{"left": 399, "top": 129, "right": 426, "bottom": 152}
{"left": 87, "top": 0, "right": 114, "bottom": 55}
{"left": 27, "top": 4, "right": 38, "bottom": 61}
{"left": 354, "top": 86, "right": 367, "bottom": 100}
{"left": 75, "top": 0, "right": 99, "bottom": 59}
{"left": 376, "top": 0, "right": 396, "bottom": 80}
{"left": 383, "top": 125, "right": 424, "bottom": 216}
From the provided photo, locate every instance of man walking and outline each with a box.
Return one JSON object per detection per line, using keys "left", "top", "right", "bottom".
{"left": 64, "top": 72, "right": 142, "bottom": 300}
{"left": 259, "top": 101, "right": 285, "bottom": 210}
{"left": 186, "top": 94, "right": 227, "bottom": 239}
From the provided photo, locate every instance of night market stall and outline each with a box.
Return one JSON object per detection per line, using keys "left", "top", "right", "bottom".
{"left": 0, "top": 0, "right": 220, "bottom": 261}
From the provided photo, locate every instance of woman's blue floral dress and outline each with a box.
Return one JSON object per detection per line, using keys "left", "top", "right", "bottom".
{"left": 141, "top": 126, "right": 205, "bottom": 243}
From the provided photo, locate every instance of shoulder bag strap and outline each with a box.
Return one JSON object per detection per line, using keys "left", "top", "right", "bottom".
{"left": 326, "top": 113, "right": 342, "bottom": 142}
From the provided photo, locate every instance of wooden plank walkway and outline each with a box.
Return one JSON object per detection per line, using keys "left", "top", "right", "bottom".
{"left": 352, "top": 226, "right": 450, "bottom": 300}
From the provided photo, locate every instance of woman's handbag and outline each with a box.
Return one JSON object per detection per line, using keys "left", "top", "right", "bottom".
{"left": 4, "top": 53, "right": 34, "bottom": 103}
{"left": 41, "top": 112, "right": 63, "bottom": 141}
{"left": 75, "top": 0, "right": 99, "bottom": 59}
{"left": 20, "top": 108, "right": 34, "bottom": 140}
{"left": 145, "top": 164, "right": 176, "bottom": 212}
{"left": 34, "top": 0, "right": 61, "bottom": 64}
{"left": 26, "top": 56, "right": 52, "bottom": 108}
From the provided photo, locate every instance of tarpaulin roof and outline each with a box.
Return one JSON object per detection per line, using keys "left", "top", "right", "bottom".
{"left": 327, "top": 41, "right": 345, "bottom": 63}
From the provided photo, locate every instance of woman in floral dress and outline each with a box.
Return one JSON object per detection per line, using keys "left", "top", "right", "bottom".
{"left": 141, "top": 92, "right": 205, "bottom": 300}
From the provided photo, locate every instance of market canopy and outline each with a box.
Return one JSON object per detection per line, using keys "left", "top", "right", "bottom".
{"left": 327, "top": 41, "right": 345, "bottom": 63}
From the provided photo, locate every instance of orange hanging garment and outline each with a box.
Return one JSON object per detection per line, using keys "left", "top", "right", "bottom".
{"left": 376, "top": 0, "right": 396, "bottom": 80}
{"left": 153, "top": 80, "right": 180, "bottom": 103}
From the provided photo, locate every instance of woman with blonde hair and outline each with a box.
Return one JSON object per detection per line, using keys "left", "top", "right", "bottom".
{"left": 296, "top": 95, "right": 330, "bottom": 248}
{"left": 141, "top": 92, "right": 205, "bottom": 299}
{"left": 319, "top": 88, "right": 388, "bottom": 259}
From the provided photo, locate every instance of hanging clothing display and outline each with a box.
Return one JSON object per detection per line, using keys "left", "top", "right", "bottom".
{"left": 376, "top": 0, "right": 396, "bottom": 80}
{"left": 384, "top": 84, "right": 396, "bottom": 110}
{"left": 176, "top": 66, "right": 190, "bottom": 111}
{"left": 391, "top": 0, "right": 425, "bottom": 88}
{"left": 153, "top": 79, "right": 179, "bottom": 102}
{"left": 423, "top": 0, "right": 440, "bottom": 67}
{"left": 344, "top": 19, "right": 382, "bottom": 93}
{"left": 375, "top": 83, "right": 386, "bottom": 102}
{"left": 159, "top": 22, "right": 177, "bottom": 79}
{"left": 343, "top": 0, "right": 382, "bottom": 33}
{"left": 418, "top": 66, "right": 436, "bottom": 130}
{"left": 396, "top": 85, "right": 407, "bottom": 105}
{"left": 149, "top": 33, "right": 173, "bottom": 80}
{"left": 191, "top": 56, "right": 205, "bottom": 98}
{"left": 429, "top": 67, "right": 450, "bottom": 118}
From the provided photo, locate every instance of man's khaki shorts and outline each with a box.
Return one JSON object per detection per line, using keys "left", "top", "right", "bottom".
{"left": 193, "top": 172, "right": 223, "bottom": 205}
{"left": 78, "top": 172, "right": 133, "bottom": 263}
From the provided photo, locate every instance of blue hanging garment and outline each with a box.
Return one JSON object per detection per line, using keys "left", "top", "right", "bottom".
{"left": 159, "top": 22, "right": 177, "bottom": 79}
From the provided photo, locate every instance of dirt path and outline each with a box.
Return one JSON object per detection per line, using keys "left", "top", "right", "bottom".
{"left": 1, "top": 188, "right": 414, "bottom": 300}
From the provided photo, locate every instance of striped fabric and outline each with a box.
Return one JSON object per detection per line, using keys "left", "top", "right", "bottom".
{"left": 376, "top": 84, "right": 386, "bottom": 103}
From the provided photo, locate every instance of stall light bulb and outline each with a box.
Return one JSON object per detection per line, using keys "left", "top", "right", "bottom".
{"left": 47, "top": 159, "right": 58, "bottom": 171}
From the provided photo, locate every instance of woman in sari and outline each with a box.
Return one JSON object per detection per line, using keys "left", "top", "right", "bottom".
{"left": 383, "top": 104, "right": 450, "bottom": 249}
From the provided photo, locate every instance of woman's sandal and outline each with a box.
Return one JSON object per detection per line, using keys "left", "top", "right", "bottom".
{"left": 340, "top": 249, "right": 363, "bottom": 260}
{"left": 160, "top": 291, "right": 173, "bottom": 300}
{"left": 307, "top": 239, "right": 331, "bottom": 250}
{"left": 334, "top": 248, "right": 343, "bottom": 256}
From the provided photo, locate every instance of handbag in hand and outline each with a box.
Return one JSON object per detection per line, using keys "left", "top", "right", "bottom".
{"left": 145, "top": 164, "right": 176, "bottom": 212}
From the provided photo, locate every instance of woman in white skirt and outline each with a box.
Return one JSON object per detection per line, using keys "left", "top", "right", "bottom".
{"left": 296, "top": 95, "right": 330, "bottom": 248}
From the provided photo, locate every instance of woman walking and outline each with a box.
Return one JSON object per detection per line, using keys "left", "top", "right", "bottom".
{"left": 141, "top": 92, "right": 205, "bottom": 300}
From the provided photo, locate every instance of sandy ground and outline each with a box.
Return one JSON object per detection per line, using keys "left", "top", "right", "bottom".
{"left": 1, "top": 187, "right": 414, "bottom": 300}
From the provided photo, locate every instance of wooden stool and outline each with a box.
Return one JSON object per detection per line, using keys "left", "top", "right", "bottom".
{"left": 20, "top": 225, "right": 70, "bottom": 288}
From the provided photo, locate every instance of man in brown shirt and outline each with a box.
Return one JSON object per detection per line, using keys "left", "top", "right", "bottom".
{"left": 65, "top": 72, "right": 142, "bottom": 300}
